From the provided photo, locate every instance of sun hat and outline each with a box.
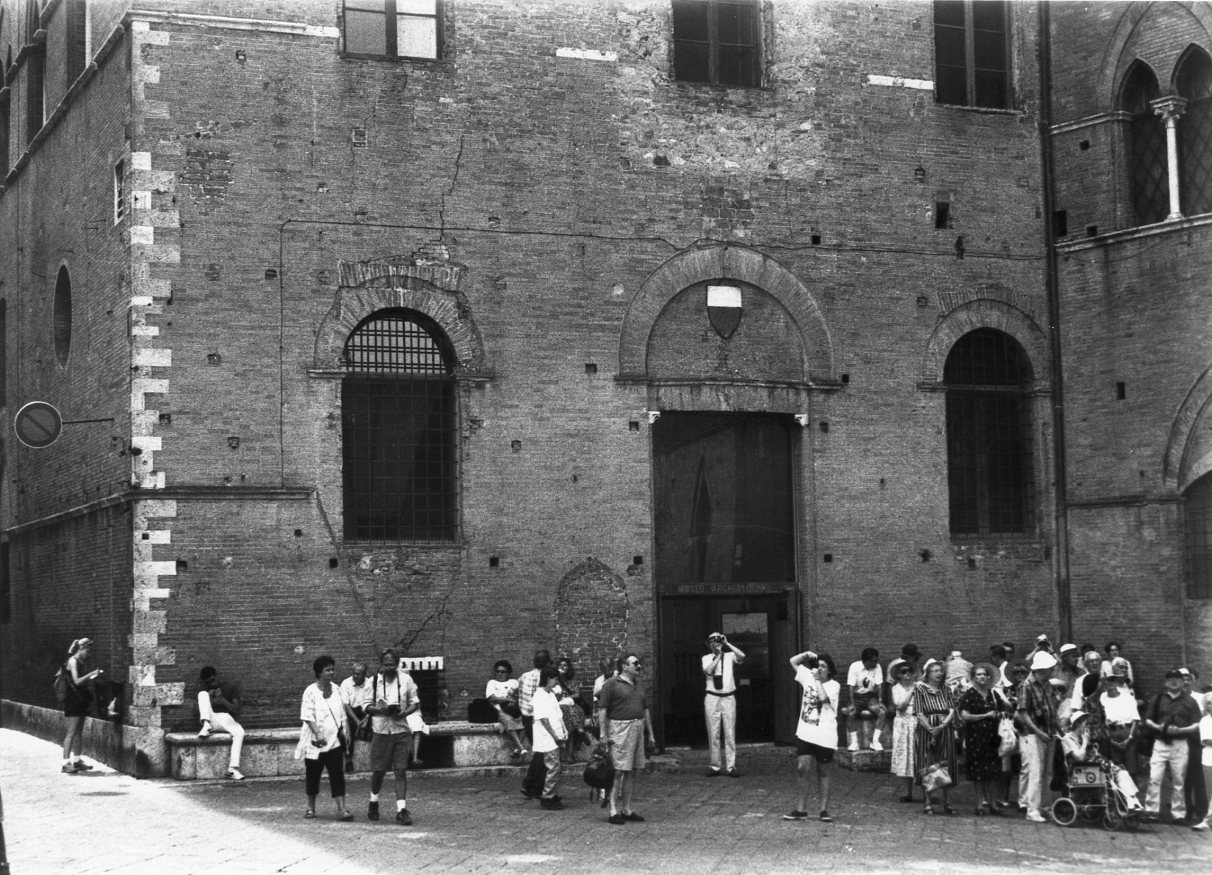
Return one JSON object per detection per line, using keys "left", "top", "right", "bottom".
{"left": 1030, "top": 651, "right": 1058, "bottom": 671}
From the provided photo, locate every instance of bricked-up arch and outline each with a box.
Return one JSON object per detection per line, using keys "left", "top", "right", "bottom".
{"left": 619, "top": 244, "right": 833, "bottom": 383}
{"left": 1097, "top": 2, "right": 1212, "bottom": 115}
{"left": 314, "top": 285, "right": 486, "bottom": 374}
{"left": 921, "top": 298, "right": 1050, "bottom": 390}
{"left": 553, "top": 557, "right": 630, "bottom": 683}
{"left": 1163, "top": 363, "right": 1212, "bottom": 492}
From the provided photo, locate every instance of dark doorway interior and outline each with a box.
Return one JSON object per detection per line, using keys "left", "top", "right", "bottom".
{"left": 652, "top": 412, "right": 799, "bottom": 746}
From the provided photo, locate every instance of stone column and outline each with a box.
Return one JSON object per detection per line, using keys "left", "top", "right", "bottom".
{"left": 1151, "top": 96, "right": 1189, "bottom": 221}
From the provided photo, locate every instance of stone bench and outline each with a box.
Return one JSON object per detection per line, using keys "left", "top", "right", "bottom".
{"left": 165, "top": 720, "right": 523, "bottom": 780}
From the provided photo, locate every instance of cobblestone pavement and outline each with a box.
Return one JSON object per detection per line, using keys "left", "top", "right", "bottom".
{"left": 1, "top": 729, "right": 1206, "bottom": 874}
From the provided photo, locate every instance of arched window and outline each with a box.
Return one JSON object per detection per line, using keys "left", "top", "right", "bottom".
{"left": 1176, "top": 46, "right": 1212, "bottom": 218}
{"left": 1184, "top": 471, "right": 1212, "bottom": 599}
{"left": 944, "top": 328, "right": 1034, "bottom": 538}
{"left": 341, "top": 309, "right": 457, "bottom": 541}
{"left": 1120, "top": 61, "right": 1167, "bottom": 226}
{"left": 53, "top": 265, "right": 72, "bottom": 366}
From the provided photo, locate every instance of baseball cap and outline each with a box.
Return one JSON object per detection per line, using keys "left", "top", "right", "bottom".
{"left": 1036, "top": 634, "right": 1050, "bottom": 643}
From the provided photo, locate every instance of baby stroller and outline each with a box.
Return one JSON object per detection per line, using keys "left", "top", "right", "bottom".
{"left": 1050, "top": 750, "right": 1142, "bottom": 831}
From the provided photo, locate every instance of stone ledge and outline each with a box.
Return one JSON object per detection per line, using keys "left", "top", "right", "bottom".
{"left": 836, "top": 748, "right": 891, "bottom": 772}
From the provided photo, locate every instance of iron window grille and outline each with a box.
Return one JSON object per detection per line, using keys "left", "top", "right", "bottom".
{"left": 1184, "top": 473, "right": 1212, "bottom": 599}
{"left": 1177, "top": 48, "right": 1212, "bottom": 218}
{"left": 342, "top": 0, "right": 442, "bottom": 61}
{"left": 341, "top": 309, "right": 457, "bottom": 542}
{"left": 933, "top": 0, "right": 1011, "bottom": 109}
{"left": 1121, "top": 62, "right": 1168, "bottom": 226}
{"left": 672, "top": 0, "right": 761, "bottom": 88}
{"left": 944, "top": 329, "right": 1034, "bottom": 538}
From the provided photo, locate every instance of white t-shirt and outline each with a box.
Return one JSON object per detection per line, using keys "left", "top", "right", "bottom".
{"left": 531, "top": 687, "right": 565, "bottom": 753}
{"left": 1100, "top": 689, "right": 1141, "bottom": 724}
{"left": 1200, "top": 711, "right": 1212, "bottom": 768}
{"left": 795, "top": 665, "right": 839, "bottom": 749}
{"left": 846, "top": 661, "right": 883, "bottom": 695}
{"left": 702, "top": 651, "right": 738, "bottom": 694}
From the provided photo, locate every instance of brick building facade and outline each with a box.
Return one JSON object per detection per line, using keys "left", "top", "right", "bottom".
{"left": 0, "top": 0, "right": 1206, "bottom": 775}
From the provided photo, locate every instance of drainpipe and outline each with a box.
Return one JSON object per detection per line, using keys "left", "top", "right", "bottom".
{"left": 1037, "top": 1, "right": 1072, "bottom": 641}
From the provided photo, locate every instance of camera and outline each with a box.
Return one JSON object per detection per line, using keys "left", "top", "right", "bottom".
{"left": 386, "top": 703, "right": 401, "bottom": 716}
{"left": 805, "top": 655, "right": 819, "bottom": 669}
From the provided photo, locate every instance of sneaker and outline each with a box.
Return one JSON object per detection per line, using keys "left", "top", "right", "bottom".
{"left": 367, "top": 800, "right": 380, "bottom": 821}
{"left": 869, "top": 740, "right": 884, "bottom": 752}
{"left": 198, "top": 725, "right": 212, "bottom": 738}
{"left": 782, "top": 810, "right": 809, "bottom": 821}
{"left": 226, "top": 767, "right": 244, "bottom": 780}
{"left": 608, "top": 813, "right": 625, "bottom": 825}
{"left": 61, "top": 762, "right": 79, "bottom": 774}
{"left": 706, "top": 768, "right": 722, "bottom": 777}
{"left": 727, "top": 767, "right": 740, "bottom": 778}
{"left": 1025, "top": 812, "right": 1047, "bottom": 823}
{"left": 540, "top": 797, "right": 565, "bottom": 810}
{"left": 847, "top": 741, "right": 860, "bottom": 751}
{"left": 819, "top": 811, "right": 833, "bottom": 822}
{"left": 1192, "top": 820, "right": 1209, "bottom": 831}
{"left": 395, "top": 808, "right": 412, "bottom": 826}
{"left": 73, "top": 760, "right": 94, "bottom": 771}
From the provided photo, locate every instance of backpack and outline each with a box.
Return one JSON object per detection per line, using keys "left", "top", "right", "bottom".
{"left": 53, "top": 665, "right": 68, "bottom": 704}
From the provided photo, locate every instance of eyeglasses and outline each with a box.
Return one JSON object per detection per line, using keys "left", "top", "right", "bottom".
{"left": 627, "top": 662, "right": 643, "bottom": 669}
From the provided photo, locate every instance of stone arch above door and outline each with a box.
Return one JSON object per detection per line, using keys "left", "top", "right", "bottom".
{"left": 618, "top": 244, "right": 834, "bottom": 384}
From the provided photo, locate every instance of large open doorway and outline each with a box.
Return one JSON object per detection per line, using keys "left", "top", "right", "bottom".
{"left": 652, "top": 412, "right": 800, "bottom": 746}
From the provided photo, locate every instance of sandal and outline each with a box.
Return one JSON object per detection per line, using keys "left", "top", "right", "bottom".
{"left": 338, "top": 810, "right": 353, "bottom": 822}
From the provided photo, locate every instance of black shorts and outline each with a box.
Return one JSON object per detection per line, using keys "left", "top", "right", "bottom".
{"left": 795, "top": 739, "right": 835, "bottom": 762}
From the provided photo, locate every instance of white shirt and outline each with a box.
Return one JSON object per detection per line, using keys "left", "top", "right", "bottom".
{"left": 299, "top": 682, "right": 346, "bottom": 759}
{"left": 702, "top": 651, "right": 738, "bottom": 695}
{"left": 531, "top": 687, "right": 565, "bottom": 753}
{"left": 846, "top": 661, "right": 883, "bottom": 695}
{"left": 360, "top": 671, "right": 419, "bottom": 735}
{"left": 1100, "top": 688, "right": 1140, "bottom": 724}
{"left": 794, "top": 666, "right": 839, "bottom": 749}
{"left": 339, "top": 676, "right": 369, "bottom": 710}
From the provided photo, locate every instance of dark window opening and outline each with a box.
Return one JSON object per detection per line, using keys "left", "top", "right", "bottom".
{"left": 1176, "top": 46, "right": 1212, "bottom": 217}
{"left": 934, "top": 201, "right": 951, "bottom": 229}
{"left": 341, "top": 309, "right": 457, "bottom": 542}
{"left": 65, "top": 0, "right": 87, "bottom": 85}
{"left": 53, "top": 265, "right": 72, "bottom": 366}
{"left": 343, "top": 0, "right": 441, "bottom": 60}
{"left": 1185, "top": 472, "right": 1212, "bottom": 599}
{"left": 1120, "top": 61, "right": 1168, "bottom": 226}
{"left": 933, "top": 0, "right": 1010, "bottom": 109}
{"left": 673, "top": 0, "right": 761, "bottom": 88}
{"left": 944, "top": 328, "right": 1034, "bottom": 538}
{"left": 1051, "top": 209, "right": 1068, "bottom": 237}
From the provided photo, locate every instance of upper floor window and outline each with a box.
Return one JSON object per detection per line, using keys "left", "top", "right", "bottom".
{"left": 1185, "top": 471, "right": 1212, "bottom": 599}
{"left": 65, "top": 0, "right": 88, "bottom": 86}
{"left": 53, "top": 264, "right": 72, "bottom": 366}
{"left": 672, "top": 0, "right": 760, "bottom": 88}
{"left": 343, "top": 0, "right": 441, "bottom": 61}
{"left": 1176, "top": 46, "right": 1212, "bottom": 218}
{"left": 341, "top": 309, "right": 457, "bottom": 542}
{"left": 944, "top": 328, "right": 1034, "bottom": 538}
{"left": 1120, "top": 61, "right": 1167, "bottom": 226}
{"left": 933, "top": 0, "right": 1010, "bottom": 109}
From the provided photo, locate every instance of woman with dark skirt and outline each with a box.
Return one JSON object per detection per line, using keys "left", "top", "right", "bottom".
{"left": 912, "top": 658, "right": 958, "bottom": 815}
{"left": 298, "top": 654, "right": 353, "bottom": 821}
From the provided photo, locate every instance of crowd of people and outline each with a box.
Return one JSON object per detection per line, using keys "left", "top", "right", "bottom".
{"left": 785, "top": 637, "right": 1212, "bottom": 831}
{"left": 52, "top": 634, "right": 1212, "bottom": 834}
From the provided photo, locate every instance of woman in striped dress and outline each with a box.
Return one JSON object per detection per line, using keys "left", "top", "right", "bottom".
{"left": 912, "top": 659, "right": 958, "bottom": 815}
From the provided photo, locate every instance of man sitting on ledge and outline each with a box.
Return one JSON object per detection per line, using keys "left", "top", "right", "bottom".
{"left": 197, "top": 665, "right": 245, "bottom": 780}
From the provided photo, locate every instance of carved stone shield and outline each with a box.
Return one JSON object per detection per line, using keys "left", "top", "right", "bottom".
{"left": 707, "top": 284, "right": 743, "bottom": 339}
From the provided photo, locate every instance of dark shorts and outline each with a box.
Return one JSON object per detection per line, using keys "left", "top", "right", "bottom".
{"left": 64, "top": 689, "right": 92, "bottom": 718}
{"left": 796, "top": 739, "right": 835, "bottom": 762}
{"left": 368, "top": 731, "right": 412, "bottom": 774}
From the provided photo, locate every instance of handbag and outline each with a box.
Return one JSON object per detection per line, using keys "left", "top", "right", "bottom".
{"left": 582, "top": 743, "right": 615, "bottom": 791}
{"left": 997, "top": 715, "right": 1019, "bottom": 757}
{"left": 919, "top": 761, "right": 951, "bottom": 792}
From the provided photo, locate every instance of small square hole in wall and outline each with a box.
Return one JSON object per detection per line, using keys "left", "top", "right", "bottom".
{"left": 628, "top": 421, "right": 640, "bottom": 432}
{"left": 811, "top": 234, "right": 821, "bottom": 245}
{"left": 1079, "top": 139, "right": 1090, "bottom": 151}
{"left": 176, "top": 559, "right": 188, "bottom": 573}
{"left": 1116, "top": 382, "right": 1126, "bottom": 400}
{"left": 489, "top": 556, "right": 500, "bottom": 568}
{"left": 329, "top": 557, "right": 339, "bottom": 568}
{"left": 585, "top": 363, "right": 598, "bottom": 375}
{"left": 633, "top": 555, "right": 643, "bottom": 565}
{"left": 511, "top": 440, "right": 522, "bottom": 452}
{"left": 823, "top": 553, "right": 833, "bottom": 563}
{"left": 819, "top": 421, "right": 829, "bottom": 433}
{"left": 1085, "top": 225, "right": 1098, "bottom": 238}
{"left": 934, "top": 202, "right": 951, "bottom": 229}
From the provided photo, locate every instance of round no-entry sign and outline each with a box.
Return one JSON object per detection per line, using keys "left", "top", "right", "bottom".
{"left": 14, "top": 401, "right": 64, "bottom": 449}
